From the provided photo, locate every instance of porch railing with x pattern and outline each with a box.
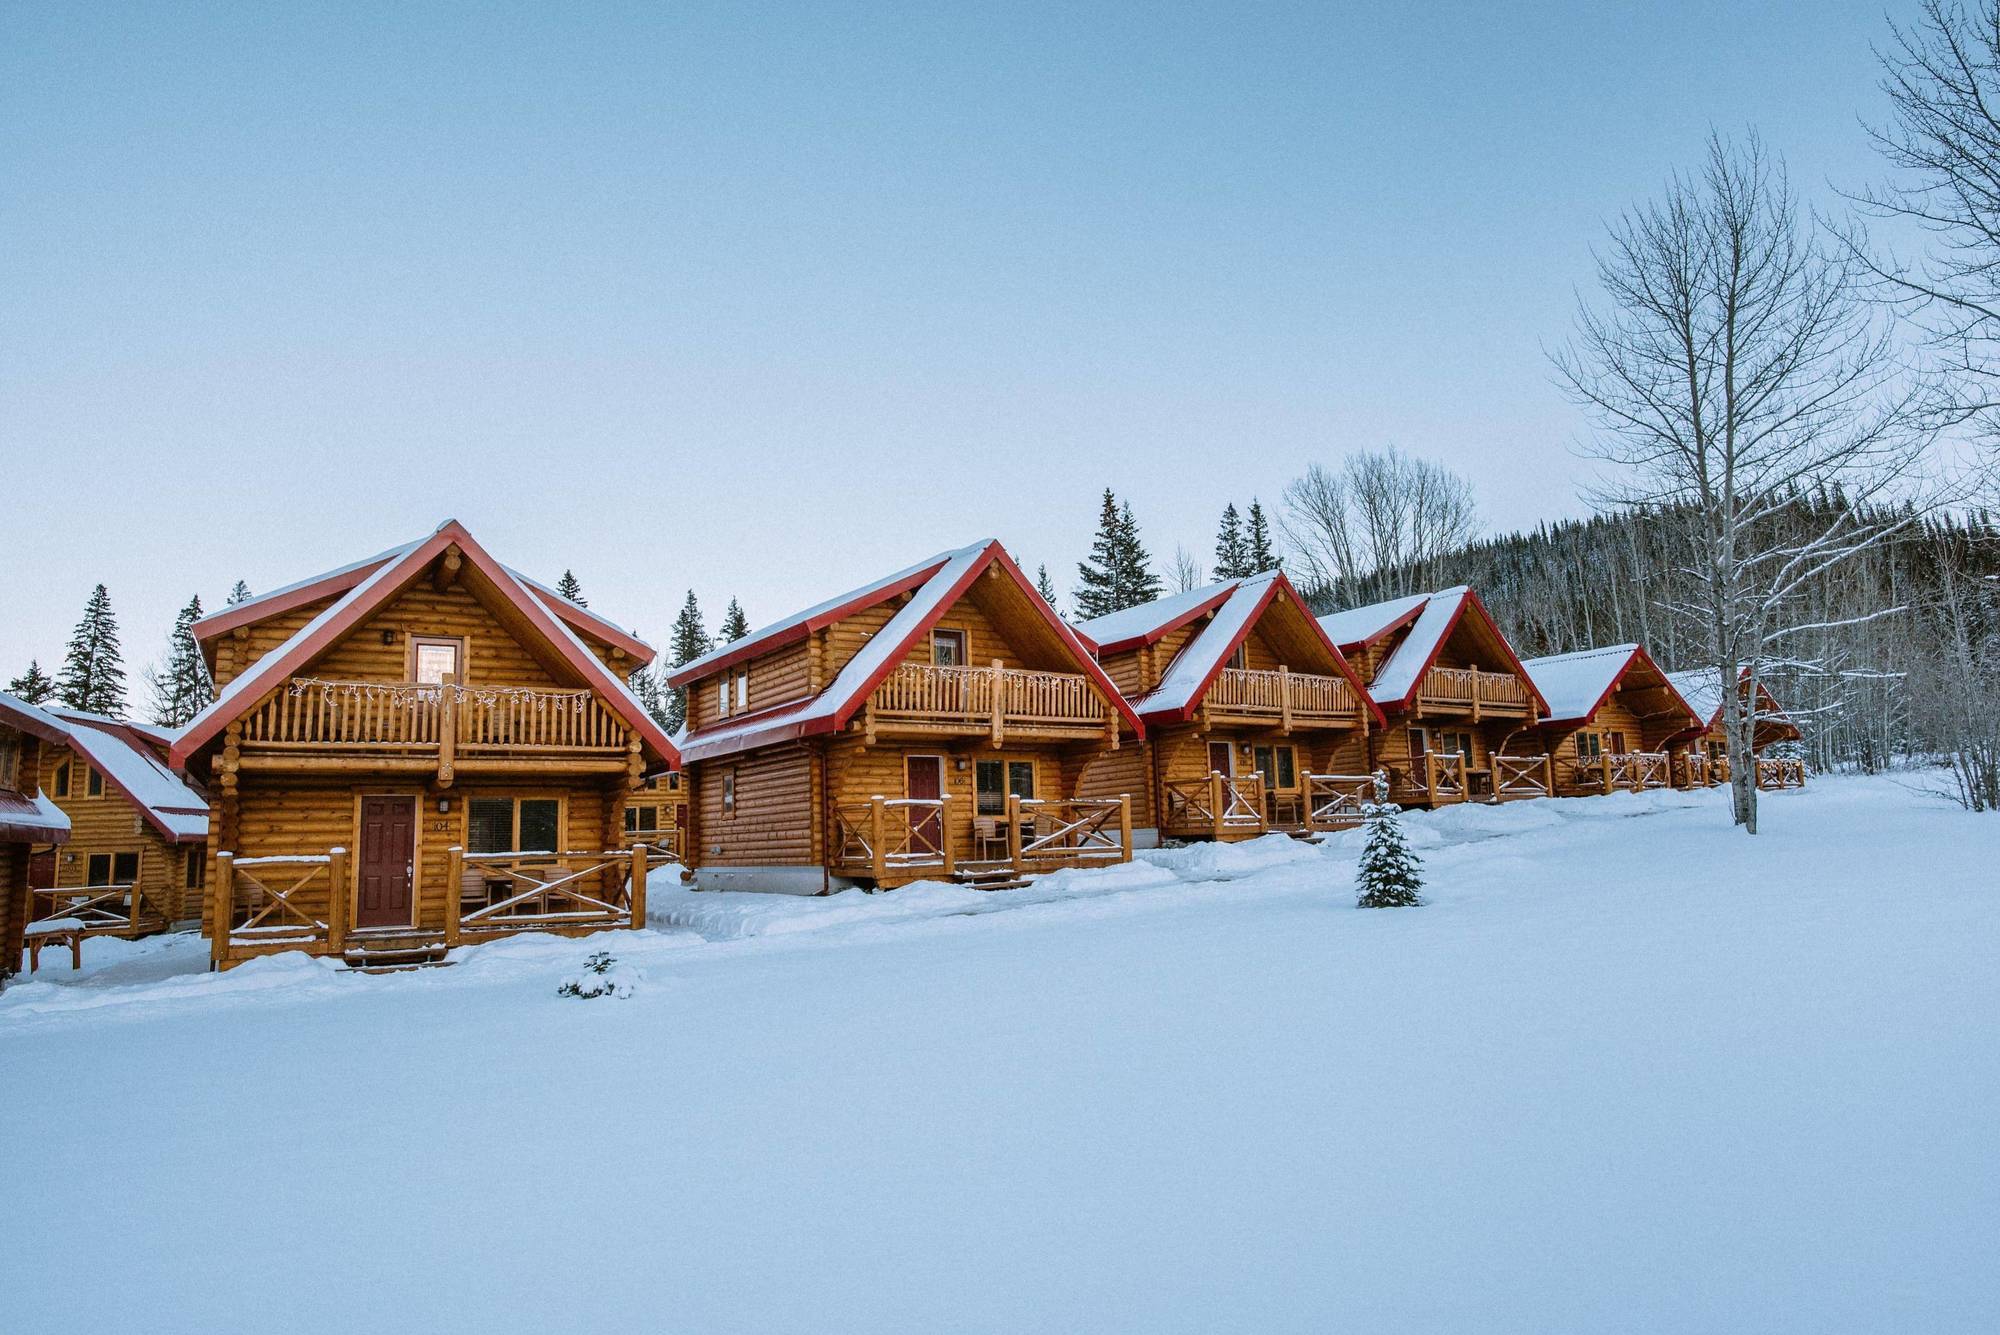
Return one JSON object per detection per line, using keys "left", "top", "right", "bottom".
{"left": 1162, "top": 772, "right": 1267, "bottom": 839}
{"left": 1302, "top": 773, "right": 1375, "bottom": 831}
{"left": 832, "top": 797, "right": 955, "bottom": 881}
{"left": 1494, "top": 754, "right": 1554, "bottom": 798}
{"left": 211, "top": 851, "right": 343, "bottom": 968}
{"left": 448, "top": 847, "right": 648, "bottom": 945}
{"left": 29, "top": 884, "right": 172, "bottom": 940}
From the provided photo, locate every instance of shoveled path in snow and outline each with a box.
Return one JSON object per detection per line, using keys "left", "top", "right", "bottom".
{"left": 2, "top": 776, "right": 1995, "bottom": 1334}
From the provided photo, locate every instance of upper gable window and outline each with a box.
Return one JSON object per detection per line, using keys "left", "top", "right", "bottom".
{"left": 413, "top": 637, "right": 462, "bottom": 686}
{"left": 87, "top": 765, "right": 104, "bottom": 797}
{"left": 53, "top": 761, "right": 70, "bottom": 798}
{"left": 931, "top": 629, "right": 967, "bottom": 668}
{"left": 716, "top": 669, "right": 748, "bottom": 719}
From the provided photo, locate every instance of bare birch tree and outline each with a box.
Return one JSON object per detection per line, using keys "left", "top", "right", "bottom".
{"left": 1281, "top": 448, "right": 1479, "bottom": 602}
{"left": 1169, "top": 545, "right": 1208, "bottom": 593}
{"left": 1553, "top": 132, "right": 1935, "bottom": 833}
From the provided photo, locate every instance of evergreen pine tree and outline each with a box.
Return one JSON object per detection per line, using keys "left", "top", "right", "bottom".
{"left": 1245, "top": 500, "right": 1280, "bottom": 572}
{"left": 665, "top": 591, "right": 712, "bottom": 732}
{"left": 226, "top": 580, "right": 253, "bottom": 606}
{"left": 631, "top": 663, "right": 672, "bottom": 730}
{"left": 7, "top": 661, "right": 55, "bottom": 704}
{"left": 1035, "top": 564, "right": 1060, "bottom": 608}
{"left": 719, "top": 598, "right": 750, "bottom": 642}
{"left": 1116, "top": 501, "right": 1164, "bottom": 607}
{"left": 150, "top": 594, "right": 213, "bottom": 727}
{"left": 1356, "top": 770, "right": 1424, "bottom": 908}
{"left": 1214, "top": 504, "right": 1250, "bottom": 579}
{"left": 1073, "top": 489, "right": 1127, "bottom": 620}
{"left": 56, "top": 584, "right": 127, "bottom": 716}
{"left": 555, "top": 570, "right": 587, "bottom": 606}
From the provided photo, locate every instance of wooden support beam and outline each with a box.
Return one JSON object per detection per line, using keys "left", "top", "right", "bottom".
{"left": 870, "top": 798, "right": 886, "bottom": 884}
{"left": 1006, "top": 793, "right": 1024, "bottom": 877}
{"left": 938, "top": 795, "right": 955, "bottom": 878}
{"left": 326, "top": 846, "right": 350, "bottom": 956}
{"left": 210, "top": 852, "right": 233, "bottom": 972}
{"left": 1279, "top": 664, "right": 1293, "bottom": 734}
{"left": 989, "top": 659, "right": 1005, "bottom": 746}
{"left": 438, "top": 672, "right": 457, "bottom": 788}
{"left": 630, "top": 844, "right": 647, "bottom": 929}
{"left": 444, "top": 846, "right": 464, "bottom": 948}
{"left": 433, "top": 544, "right": 463, "bottom": 594}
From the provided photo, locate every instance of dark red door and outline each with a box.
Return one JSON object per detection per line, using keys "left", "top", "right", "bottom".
{"left": 26, "top": 850, "right": 54, "bottom": 890}
{"left": 1207, "top": 741, "right": 1233, "bottom": 776}
{"left": 356, "top": 796, "right": 415, "bottom": 928}
{"left": 905, "top": 756, "right": 944, "bottom": 854}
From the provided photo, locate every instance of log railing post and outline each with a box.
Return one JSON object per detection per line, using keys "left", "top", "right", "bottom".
{"left": 938, "top": 795, "right": 955, "bottom": 877}
{"left": 1425, "top": 754, "right": 1439, "bottom": 806}
{"left": 1117, "top": 795, "right": 1132, "bottom": 862}
{"left": 444, "top": 846, "right": 463, "bottom": 948}
{"left": 210, "top": 851, "right": 234, "bottom": 971}
{"left": 989, "top": 659, "right": 1006, "bottom": 745}
{"left": 630, "top": 843, "right": 648, "bottom": 929}
{"left": 870, "top": 798, "right": 887, "bottom": 884}
{"left": 1279, "top": 665, "right": 1293, "bottom": 734}
{"left": 1006, "top": 793, "right": 1024, "bottom": 875}
{"left": 1209, "top": 771, "right": 1225, "bottom": 840}
{"left": 438, "top": 673, "right": 458, "bottom": 787}
{"left": 327, "top": 846, "right": 350, "bottom": 956}
{"left": 1470, "top": 663, "right": 1482, "bottom": 722}
{"left": 1540, "top": 754, "right": 1553, "bottom": 797}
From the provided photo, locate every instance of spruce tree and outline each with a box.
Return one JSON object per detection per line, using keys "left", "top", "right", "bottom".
{"left": 1214, "top": 504, "right": 1250, "bottom": 579}
{"left": 719, "top": 598, "right": 750, "bottom": 642}
{"left": 226, "top": 580, "right": 253, "bottom": 606}
{"left": 7, "top": 661, "right": 55, "bottom": 704}
{"left": 1246, "top": 500, "right": 1280, "bottom": 572}
{"left": 1356, "top": 770, "right": 1424, "bottom": 908}
{"left": 555, "top": 570, "right": 587, "bottom": 606}
{"left": 56, "top": 584, "right": 127, "bottom": 716}
{"left": 1116, "top": 501, "right": 1164, "bottom": 607}
{"left": 1035, "top": 564, "right": 1060, "bottom": 608}
{"left": 631, "top": 663, "right": 672, "bottom": 730}
{"left": 1074, "top": 490, "right": 1127, "bottom": 620}
{"left": 665, "top": 591, "right": 712, "bottom": 732}
{"left": 150, "top": 594, "right": 213, "bottom": 727}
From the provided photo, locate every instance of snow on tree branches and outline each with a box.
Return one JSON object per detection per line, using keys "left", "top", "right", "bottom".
{"left": 1356, "top": 770, "right": 1424, "bottom": 908}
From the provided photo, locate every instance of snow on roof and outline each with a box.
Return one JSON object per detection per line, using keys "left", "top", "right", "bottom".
{"left": 0, "top": 787, "right": 69, "bottom": 843}
{"left": 1664, "top": 670, "right": 1725, "bottom": 727}
{"left": 669, "top": 543, "right": 981, "bottom": 685}
{"left": 1522, "top": 644, "right": 1643, "bottom": 725}
{"left": 0, "top": 690, "right": 70, "bottom": 747}
{"left": 47, "top": 708, "right": 210, "bottom": 841}
{"left": 1315, "top": 591, "right": 1431, "bottom": 649}
{"left": 1074, "top": 579, "right": 1234, "bottom": 652}
{"left": 1365, "top": 588, "right": 1471, "bottom": 704}
{"left": 194, "top": 539, "right": 414, "bottom": 634}
{"left": 173, "top": 523, "right": 678, "bottom": 769}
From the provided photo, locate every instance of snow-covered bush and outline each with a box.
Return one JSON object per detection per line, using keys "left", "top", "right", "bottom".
{"left": 1356, "top": 770, "right": 1424, "bottom": 908}
{"left": 557, "top": 951, "right": 640, "bottom": 999}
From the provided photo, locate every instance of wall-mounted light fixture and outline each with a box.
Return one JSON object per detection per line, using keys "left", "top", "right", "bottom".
{"left": 436, "top": 797, "right": 451, "bottom": 814}
{"left": 381, "top": 629, "right": 396, "bottom": 645}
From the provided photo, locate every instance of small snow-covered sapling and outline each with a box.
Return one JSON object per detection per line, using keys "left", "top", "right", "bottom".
{"left": 1356, "top": 769, "right": 1424, "bottom": 908}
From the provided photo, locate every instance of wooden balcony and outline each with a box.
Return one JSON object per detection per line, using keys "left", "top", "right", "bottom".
{"left": 830, "top": 793, "right": 1132, "bottom": 887}
{"left": 235, "top": 677, "right": 635, "bottom": 780}
{"left": 1415, "top": 666, "right": 1535, "bottom": 719}
{"left": 1203, "top": 667, "right": 1362, "bottom": 730}
{"left": 863, "top": 662, "right": 1113, "bottom": 745}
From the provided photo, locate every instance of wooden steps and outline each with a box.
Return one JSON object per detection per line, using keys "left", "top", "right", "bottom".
{"left": 951, "top": 866, "right": 1030, "bottom": 892}
{"left": 340, "top": 931, "right": 451, "bottom": 973}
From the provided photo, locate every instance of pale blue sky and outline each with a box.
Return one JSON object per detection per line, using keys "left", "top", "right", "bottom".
{"left": 0, "top": 2, "right": 1908, "bottom": 683}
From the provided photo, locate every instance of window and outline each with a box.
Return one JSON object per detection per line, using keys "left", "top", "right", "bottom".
{"left": 86, "top": 852, "right": 139, "bottom": 885}
{"left": 1608, "top": 731, "right": 1628, "bottom": 754}
{"left": 722, "top": 771, "right": 737, "bottom": 816}
{"left": 0, "top": 735, "right": 18, "bottom": 791}
{"left": 185, "top": 850, "right": 206, "bottom": 890}
{"left": 1253, "top": 744, "right": 1297, "bottom": 789}
{"left": 53, "top": 761, "right": 70, "bottom": 798}
{"left": 467, "top": 796, "right": 563, "bottom": 854}
{"left": 412, "top": 637, "right": 463, "bottom": 685}
{"left": 87, "top": 765, "right": 104, "bottom": 797}
{"left": 975, "top": 759, "right": 1036, "bottom": 815}
{"left": 736, "top": 670, "right": 749, "bottom": 712}
{"left": 624, "top": 804, "right": 660, "bottom": 834}
{"left": 931, "top": 629, "right": 968, "bottom": 667}
{"left": 717, "top": 670, "right": 748, "bottom": 719}
{"left": 1577, "top": 732, "right": 1603, "bottom": 760}
{"left": 716, "top": 677, "right": 730, "bottom": 719}
{"left": 86, "top": 853, "right": 111, "bottom": 885}
{"left": 1443, "top": 732, "right": 1474, "bottom": 759}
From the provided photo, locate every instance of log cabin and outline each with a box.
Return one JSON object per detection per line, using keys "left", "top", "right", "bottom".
{"left": 1316, "top": 588, "right": 1550, "bottom": 806}
{"left": 1074, "top": 570, "right": 1384, "bottom": 842}
{"left": 0, "top": 693, "right": 72, "bottom": 981}
{"left": 1663, "top": 668, "right": 1807, "bottom": 790}
{"left": 1515, "top": 645, "right": 1703, "bottom": 796}
{"left": 29, "top": 708, "right": 209, "bottom": 939}
{"left": 666, "top": 539, "right": 1145, "bottom": 893}
{"left": 619, "top": 770, "right": 688, "bottom": 862}
{"left": 168, "top": 520, "right": 680, "bottom": 970}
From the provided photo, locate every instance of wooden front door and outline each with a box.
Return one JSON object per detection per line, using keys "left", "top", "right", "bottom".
{"left": 905, "top": 756, "right": 944, "bottom": 855}
{"left": 1207, "top": 741, "right": 1234, "bottom": 776}
{"left": 356, "top": 796, "right": 416, "bottom": 928}
{"left": 27, "top": 849, "right": 54, "bottom": 889}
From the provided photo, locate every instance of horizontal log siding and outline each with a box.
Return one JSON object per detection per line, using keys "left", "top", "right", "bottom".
{"left": 39, "top": 741, "right": 202, "bottom": 920}
{"left": 689, "top": 640, "right": 813, "bottom": 730}
{"left": 1074, "top": 744, "right": 1152, "bottom": 829}
{"left": 693, "top": 744, "right": 815, "bottom": 868}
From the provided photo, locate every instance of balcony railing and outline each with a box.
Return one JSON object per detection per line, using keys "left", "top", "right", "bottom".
{"left": 1416, "top": 666, "right": 1533, "bottom": 716}
{"left": 236, "top": 677, "right": 631, "bottom": 776}
{"left": 866, "top": 662, "right": 1110, "bottom": 743}
{"left": 829, "top": 793, "right": 1132, "bottom": 884}
{"left": 1204, "top": 667, "right": 1361, "bottom": 728}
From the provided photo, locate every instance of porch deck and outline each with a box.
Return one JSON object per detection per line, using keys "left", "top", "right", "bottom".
{"left": 829, "top": 793, "right": 1132, "bottom": 888}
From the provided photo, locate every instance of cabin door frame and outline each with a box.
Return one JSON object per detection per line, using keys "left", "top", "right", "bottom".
{"left": 904, "top": 754, "right": 947, "bottom": 855}
{"left": 353, "top": 792, "right": 420, "bottom": 930}
{"left": 1206, "top": 740, "right": 1235, "bottom": 777}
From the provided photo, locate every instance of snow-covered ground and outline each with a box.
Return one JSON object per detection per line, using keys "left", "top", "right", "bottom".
{"left": 3, "top": 775, "right": 1995, "bottom": 1333}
